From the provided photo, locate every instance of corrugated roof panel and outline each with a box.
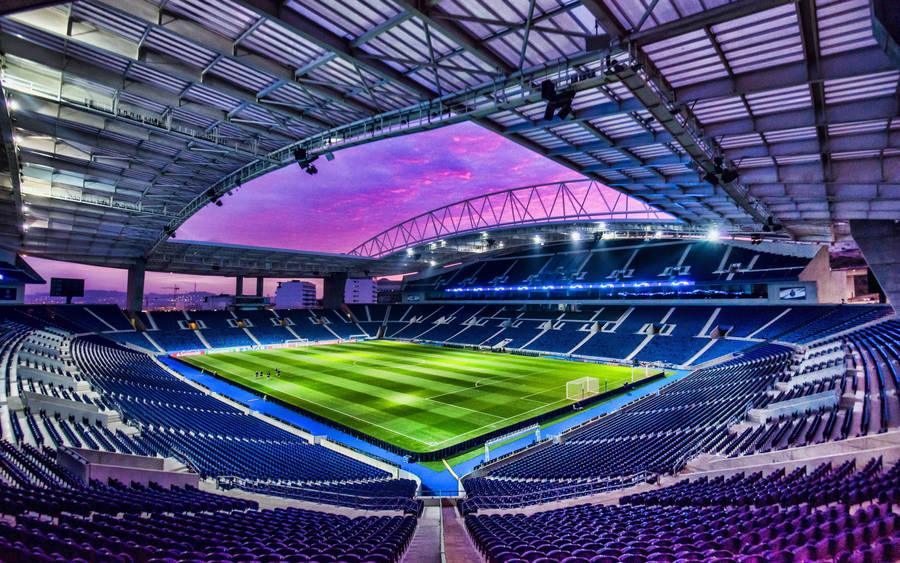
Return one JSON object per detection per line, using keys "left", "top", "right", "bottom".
{"left": 718, "top": 133, "right": 764, "bottom": 149}
{"left": 827, "top": 119, "right": 889, "bottom": 135}
{"left": 125, "top": 64, "right": 188, "bottom": 94}
{"left": 70, "top": 2, "right": 146, "bottom": 43}
{"left": 144, "top": 27, "right": 217, "bottom": 68}
{"left": 745, "top": 85, "right": 811, "bottom": 115}
{"left": 629, "top": 144, "right": 675, "bottom": 159}
{"left": 208, "top": 56, "right": 277, "bottom": 93}
{"left": 692, "top": 97, "right": 749, "bottom": 124}
{"left": 737, "top": 156, "right": 775, "bottom": 168}
{"left": 287, "top": 0, "right": 398, "bottom": 40}
{"left": 518, "top": 129, "right": 567, "bottom": 148}
{"left": 817, "top": 0, "right": 877, "bottom": 56}
{"left": 181, "top": 84, "right": 241, "bottom": 112}
{"left": 240, "top": 20, "right": 324, "bottom": 69}
{"left": 158, "top": 0, "right": 258, "bottom": 39}
{"left": 116, "top": 92, "right": 168, "bottom": 114}
{"left": 774, "top": 154, "right": 821, "bottom": 165}
{"left": 824, "top": 70, "right": 899, "bottom": 104}
{"left": 763, "top": 127, "right": 817, "bottom": 143}
{"left": 588, "top": 149, "right": 633, "bottom": 163}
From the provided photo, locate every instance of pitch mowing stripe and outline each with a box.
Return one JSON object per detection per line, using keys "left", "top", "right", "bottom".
{"left": 183, "top": 341, "right": 637, "bottom": 451}
{"left": 187, "top": 355, "right": 472, "bottom": 445}
{"left": 191, "top": 351, "right": 508, "bottom": 429}
{"left": 187, "top": 354, "right": 525, "bottom": 444}
{"left": 286, "top": 340, "right": 554, "bottom": 373}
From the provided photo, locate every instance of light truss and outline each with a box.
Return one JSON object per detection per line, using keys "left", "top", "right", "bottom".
{"left": 348, "top": 179, "right": 671, "bottom": 258}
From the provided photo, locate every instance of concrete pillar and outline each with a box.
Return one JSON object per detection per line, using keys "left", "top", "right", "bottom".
{"left": 125, "top": 259, "right": 145, "bottom": 313}
{"left": 322, "top": 272, "right": 347, "bottom": 309}
{"left": 235, "top": 275, "right": 244, "bottom": 297}
{"left": 256, "top": 276, "right": 264, "bottom": 297}
{"left": 850, "top": 220, "right": 900, "bottom": 312}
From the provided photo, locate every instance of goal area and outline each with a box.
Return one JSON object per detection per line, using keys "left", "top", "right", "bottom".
{"left": 566, "top": 376, "right": 600, "bottom": 401}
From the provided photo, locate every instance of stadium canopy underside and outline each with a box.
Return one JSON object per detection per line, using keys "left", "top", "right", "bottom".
{"left": 0, "top": 0, "right": 897, "bottom": 274}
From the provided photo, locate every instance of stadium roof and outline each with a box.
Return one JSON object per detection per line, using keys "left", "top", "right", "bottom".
{"left": 0, "top": 0, "right": 897, "bottom": 274}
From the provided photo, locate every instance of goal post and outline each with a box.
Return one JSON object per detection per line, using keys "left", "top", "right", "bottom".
{"left": 566, "top": 376, "right": 600, "bottom": 401}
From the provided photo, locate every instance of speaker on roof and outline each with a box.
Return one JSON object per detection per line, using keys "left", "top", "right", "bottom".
{"left": 585, "top": 35, "right": 611, "bottom": 52}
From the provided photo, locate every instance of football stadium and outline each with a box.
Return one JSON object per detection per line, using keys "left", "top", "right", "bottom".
{"left": 0, "top": 0, "right": 899, "bottom": 562}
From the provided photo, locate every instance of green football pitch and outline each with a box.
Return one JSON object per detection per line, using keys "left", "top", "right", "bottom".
{"left": 181, "top": 340, "right": 641, "bottom": 453}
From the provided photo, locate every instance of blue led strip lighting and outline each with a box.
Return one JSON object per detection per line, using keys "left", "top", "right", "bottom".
{"left": 445, "top": 280, "right": 696, "bottom": 293}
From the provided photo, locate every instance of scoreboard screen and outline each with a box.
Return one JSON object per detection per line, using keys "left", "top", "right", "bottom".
{"left": 50, "top": 277, "right": 85, "bottom": 298}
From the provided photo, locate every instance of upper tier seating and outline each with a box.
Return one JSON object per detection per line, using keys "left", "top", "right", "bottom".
{"left": 408, "top": 238, "right": 815, "bottom": 293}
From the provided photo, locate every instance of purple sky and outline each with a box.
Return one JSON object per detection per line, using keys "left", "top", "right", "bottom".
{"left": 25, "top": 121, "right": 591, "bottom": 297}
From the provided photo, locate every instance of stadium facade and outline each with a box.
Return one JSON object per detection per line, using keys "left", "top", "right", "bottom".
{"left": 0, "top": 1, "right": 899, "bottom": 562}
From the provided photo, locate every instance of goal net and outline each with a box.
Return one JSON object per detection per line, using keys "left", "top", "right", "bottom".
{"left": 566, "top": 376, "right": 600, "bottom": 401}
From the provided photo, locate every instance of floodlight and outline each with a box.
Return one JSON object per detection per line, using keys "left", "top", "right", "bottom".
{"left": 721, "top": 169, "right": 739, "bottom": 183}
{"left": 428, "top": 260, "right": 436, "bottom": 267}
{"left": 325, "top": 152, "right": 335, "bottom": 161}
{"left": 406, "top": 248, "right": 415, "bottom": 257}
{"left": 533, "top": 235, "right": 543, "bottom": 244}
{"left": 540, "top": 80, "right": 576, "bottom": 120}
{"left": 571, "top": 231, "right": 581, "bottom": 241}
{"left": 707, "top": 227, "right": 721, "bottom": 241}
{"left": 655, "top": 231, "right": 663, "bottom": 238}
{"left": 7, "top": 99, "right": 17, "bottom": 111}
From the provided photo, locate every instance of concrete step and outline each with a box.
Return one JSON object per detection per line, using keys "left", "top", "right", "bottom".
{"left": 443, "top": 503, "right": 482, "bottom": 563}
{"left": 401, "top": 505, "right": 441, "bottom": 563}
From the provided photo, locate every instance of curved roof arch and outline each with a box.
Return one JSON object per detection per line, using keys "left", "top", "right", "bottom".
{"left": 348, "top": 179, "right": 672, "bottom": 258}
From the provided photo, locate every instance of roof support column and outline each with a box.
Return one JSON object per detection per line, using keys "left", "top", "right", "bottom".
{"left": 126, "top": 258, "right": 146, "bottom": 313}
{"left": 850, "top": 220, "right": 900, "bottom": 313}
{"left": 236, "top": 275, "right": 244, "bottom": 297}
{"left": 256, "top": 276, "right": 264, "bottom": 297}
{"left": 322, "top": 272, "right": 347, "bottom": 309}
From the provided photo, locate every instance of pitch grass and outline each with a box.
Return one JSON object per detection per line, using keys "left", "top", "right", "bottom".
{"left": 181, "top": 340, "right": 638, "bottom": 453}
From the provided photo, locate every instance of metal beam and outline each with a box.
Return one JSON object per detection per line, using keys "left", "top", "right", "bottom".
{"left": 0, "top": 33, "right": 301, "bottom": 144}
{"left": 391, "top": 0, "right": 514, "bottom": 72}
{"left": 674, "top": 47, "right": 895, "bottom": 103}
{"left": 238, "top": 0, "right": 433, "bottom": 99}
{"left": 0, "top": 88, "right": 25, "bottom": 244}
{"left": 88, "top": 0, "right": 368, "bottom": 121}
{"left": 503, "top": 97, "right": 647, "bottom": 134}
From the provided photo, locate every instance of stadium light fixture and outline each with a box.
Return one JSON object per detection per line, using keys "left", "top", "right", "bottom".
{"left": 655, "top": 231, "right": 663, "bottom": 238}
{"left": 428, "top": 260, "right": 436, "bottom": 267}
{"left": 7, "top": 99, "right": 17, "bottom": 111}
{"left": 721, "top": 169, "right": 739, "bottom": 183}
{"left": 596, "top": 221, "right": 606, "bottom": 231}
{"left": 533, "top": 235, "right": 543, "bottom": 245}
{"left": 571, "top": 231, "right": 581, "bottom": 241}
{"left": 707, "top": 227, "right": 721, "bottom": 241}
{"left": 406, "top": 248, "right": 415, "bottom": 257}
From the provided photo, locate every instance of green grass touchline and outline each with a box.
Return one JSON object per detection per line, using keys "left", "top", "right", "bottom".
{"left": 182, "top": 340, "right": 640, "bottom": 452}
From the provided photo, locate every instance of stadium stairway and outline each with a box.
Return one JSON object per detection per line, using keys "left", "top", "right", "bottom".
{"left": 401, "top": 504, "right": 442, "bottom": 563}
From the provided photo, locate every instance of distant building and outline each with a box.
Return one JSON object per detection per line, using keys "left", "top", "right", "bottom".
{"left": 201, "top": 294, "right": 235, "bottom": 310}
{"left": 275, "top": 280, "right": 317, "bottom": 309}
{"left": 376, "top": 278, "right": 402, "bottom": 304}
{"left": 345, "top": 278, "right": 376, "bottom": 304}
